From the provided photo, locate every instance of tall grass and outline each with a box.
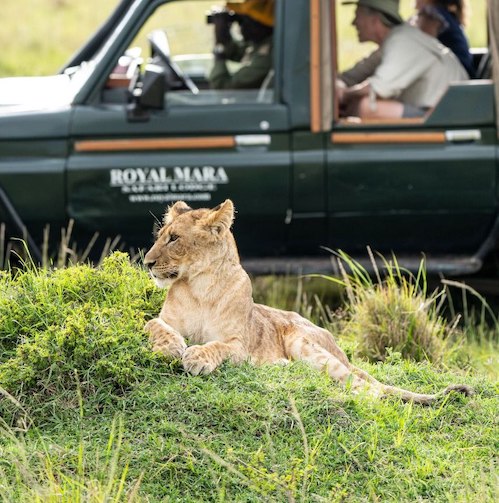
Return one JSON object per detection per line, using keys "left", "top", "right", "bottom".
{"left": 0, "top": 219, "right": 131, "bottom": 272}
{"left": 316, "top": 250, "right": 457, "bottom": 363}
{"left": 258, "top": 249, "right": 498, "bottom": 376}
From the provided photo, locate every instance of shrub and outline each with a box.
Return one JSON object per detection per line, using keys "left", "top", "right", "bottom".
{"left": 343, "top": 279, "right": 447, "bottom": 362}
{"left": 323, "top": 251, "right": 454, "bottom": 363}
{"left": 0, "top": 252, "right": 165, "bottom": 399}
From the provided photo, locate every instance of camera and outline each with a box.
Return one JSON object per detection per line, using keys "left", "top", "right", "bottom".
{"left": 206, "top": 7, "right": 238, "bottom": 24}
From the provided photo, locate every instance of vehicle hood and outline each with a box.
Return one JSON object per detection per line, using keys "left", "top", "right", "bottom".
{"left": 0, "top": 75, "right": 74, "bottom": 139}
{"left": 0, "top": 74, "right": 73, "bottom": 109}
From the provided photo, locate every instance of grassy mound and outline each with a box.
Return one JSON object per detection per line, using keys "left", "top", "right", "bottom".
{"left": 0, "top": 253, "right": 496, "bottom": 501}
{"left": 0, "top": 253, "right": 165, "bottom": 401}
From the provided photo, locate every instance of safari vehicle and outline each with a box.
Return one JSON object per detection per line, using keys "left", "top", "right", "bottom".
{"left": 0, "top": 0, "right": 498, "bottom": 274}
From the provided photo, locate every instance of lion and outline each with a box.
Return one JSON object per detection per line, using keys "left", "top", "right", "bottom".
{"left": 144, "top": 199, "right": 472, "bottom": 404}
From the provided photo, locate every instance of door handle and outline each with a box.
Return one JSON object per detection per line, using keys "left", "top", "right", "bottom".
{"left": 445, "top": 130, "right": 481, "bottom": 143}
{"left": 235, "top": 134, "right": 271, "bottom": 146}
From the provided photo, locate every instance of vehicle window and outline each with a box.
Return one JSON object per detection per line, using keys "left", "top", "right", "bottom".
{"left": 103, "top": 0, "right": 275, "bottom": 106}
{"left": 337, "top": 0, "right": 487, "bottom": 73}
{"left": 335, "top": 0, "right": 488, "bottom": 124}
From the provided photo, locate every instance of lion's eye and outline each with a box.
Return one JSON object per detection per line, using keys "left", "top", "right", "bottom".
{"left": 168, "top": 234, "right": 179, "bottom": 244}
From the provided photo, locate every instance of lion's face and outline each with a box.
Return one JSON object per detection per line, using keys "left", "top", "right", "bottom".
{"left": 144, "top": 200, "right": 236, "bottom": 288}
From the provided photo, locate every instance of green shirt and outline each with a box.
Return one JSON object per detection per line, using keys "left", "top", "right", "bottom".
{"left": 209, "top": 37, "right": 273, "bottom": 90}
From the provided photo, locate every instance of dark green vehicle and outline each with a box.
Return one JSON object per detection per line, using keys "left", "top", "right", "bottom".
{"left": 1, "top": 0, "right": 498, "bottom": 274}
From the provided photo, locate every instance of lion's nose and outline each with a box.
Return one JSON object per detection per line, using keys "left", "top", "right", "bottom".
{"left": 144, "top": 259, "right": 156, "bottom": 269}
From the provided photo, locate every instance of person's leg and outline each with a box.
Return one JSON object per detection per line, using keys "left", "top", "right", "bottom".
{"left": 357, "top": 95, "right": 404, "bottom": 119}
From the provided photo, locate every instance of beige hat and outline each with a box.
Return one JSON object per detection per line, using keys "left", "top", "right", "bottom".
{"left": 342, "top": 0, "right": 403, "bottom": 24}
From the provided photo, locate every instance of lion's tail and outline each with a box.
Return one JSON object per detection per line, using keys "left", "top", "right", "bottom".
{"left": 351, "top": 365, "right": 474, "bottom": 405}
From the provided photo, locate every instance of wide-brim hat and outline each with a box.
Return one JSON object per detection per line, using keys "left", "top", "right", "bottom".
{"left": 226, "top": 0, "right": 275, "bottom": 27}
{"left": 342, "top": 0, "right": 403, "bottom": 25}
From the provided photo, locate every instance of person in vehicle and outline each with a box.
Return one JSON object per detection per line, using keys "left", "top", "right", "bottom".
{"left": 337, "top": 0, "right": 468, "bottom": 119}
{"left": 340, "top": 0, "right": 475, "bottom": 85}
{"left": 415, "top": 0, "right": 474, "bottom": 77}
{"left": 340, "top": 0, "right": 473, "bottom": 86}
{"left": 208, "top": 0, "right": 274, "bottom": 90}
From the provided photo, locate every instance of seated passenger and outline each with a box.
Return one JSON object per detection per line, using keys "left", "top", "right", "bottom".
{"left": 340, "top": 0, "right": 472, "bottom": 89}
{"left": 416, "top": 0, "right": 474, "bottom": 77}
{"left": 208, "top": 0, "right": 274, "bottom": 90}
{"left": 337, "top": 0, "right": 468, "bottom": 119}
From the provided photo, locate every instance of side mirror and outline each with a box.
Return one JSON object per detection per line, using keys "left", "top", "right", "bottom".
{"left": 127, "top": 64, "right": 166, "bottom": 122}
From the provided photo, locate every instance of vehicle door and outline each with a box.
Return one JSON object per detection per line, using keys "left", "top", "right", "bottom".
{"left": 67, "top": 0, "right": 291, "bottom": 256}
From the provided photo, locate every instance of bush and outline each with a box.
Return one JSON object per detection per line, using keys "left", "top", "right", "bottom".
{"left": 343, "top": 280, "right": 447, "bottom": 362}
{"left": 325, "top": 251, "right": 453, "bottom": 363}
{"left": 0, "top": 252, "right": 165, "bottom": 399}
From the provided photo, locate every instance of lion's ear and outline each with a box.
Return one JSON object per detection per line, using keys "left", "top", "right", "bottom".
{"left": 163, "top": 201, "right": 191, "bottom": 225}
{"left": 203, "top": 199, "right": 235, "bottom": 234}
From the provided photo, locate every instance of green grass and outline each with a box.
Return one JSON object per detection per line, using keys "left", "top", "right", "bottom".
{"left": 2, "top": 363, "right": 497, "bottom": 502}
{"left": 0, "top": 252, "right": 497, "bottom": 501}
{"left": 0, "top": 0, "right": 488, "bottom": 77}
{"left": 0, "top": 0, "right": 118, "bottom": 76}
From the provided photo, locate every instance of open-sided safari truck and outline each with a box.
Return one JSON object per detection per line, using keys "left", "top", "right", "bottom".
{"left": 0, "top": 0, "right": 498, "bottom": 274}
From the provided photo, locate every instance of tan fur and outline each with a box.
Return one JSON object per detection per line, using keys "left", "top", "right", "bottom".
{"left": 144, "top": 200, "right": 472, "bottom": 404}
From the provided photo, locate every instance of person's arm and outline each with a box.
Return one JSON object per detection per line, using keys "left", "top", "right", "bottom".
{"left": 208, "top": 13, "right": 249, "bottom": 89}
{"left": 209, "top": 38, "right": 246, "bottom": 89}
{"left": 210, "top": 40, "right": 272, "bottom": 90}
{"left": 339, "top": 80, "right": 378, "bottom": 116}
{"left": 343, "top": 80, "right": 371, "bottom": 101}
{"left": 339, "top": 49, "right": 382, "bottom": 87}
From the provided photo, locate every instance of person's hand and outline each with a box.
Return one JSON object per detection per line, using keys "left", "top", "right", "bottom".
{"left": 213, "top": 12, "right": 232, "bottom": 45}
{"left": 336, "top": 79, "right": 347, "bottom": 104}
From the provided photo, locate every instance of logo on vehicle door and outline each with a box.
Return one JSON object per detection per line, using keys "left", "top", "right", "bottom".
{"left": 109, "top": 166, "right": 229, "bottom": 203}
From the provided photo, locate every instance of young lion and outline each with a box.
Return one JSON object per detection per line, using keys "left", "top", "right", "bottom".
{"left": 144, "top": 199, "right": 472, "bottom": 404}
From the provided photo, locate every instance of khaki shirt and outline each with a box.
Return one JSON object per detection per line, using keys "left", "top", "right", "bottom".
{"left": 209, "top": 37, "right": 273, "bottom": 90}
{"left": 341, "top": 24, "right": 468, "bottom": 108}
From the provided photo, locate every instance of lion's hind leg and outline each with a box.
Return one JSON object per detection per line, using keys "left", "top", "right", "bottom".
{"left": 284, "top": 328, "right": 382, "bottom": 397}
{"left": 144, "top": 317, "right": 187, "bottom": 359}
{"left": 283, "top": 326, "right": 472, "bottom": 404}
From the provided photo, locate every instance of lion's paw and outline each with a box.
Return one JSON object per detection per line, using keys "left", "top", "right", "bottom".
{"left": 182, "top": 345, "right": 217, "bottom": 376}
{"left": 145, "top": 318, "right": 187, "bottom": 359}
{"left": 144, "top": 318, "right": 169, "bottom": 337}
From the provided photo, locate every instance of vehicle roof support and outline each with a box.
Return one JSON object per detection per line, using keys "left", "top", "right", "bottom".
{"left": 310, "top": 0, "right": 334, "bottom": 132}
{"left": 489, "top": 0, "right": 499, "bottom": 137}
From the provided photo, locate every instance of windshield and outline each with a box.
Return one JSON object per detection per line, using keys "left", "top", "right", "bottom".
{"left": 60, "top": 0, "right": 141, "bottom": 101}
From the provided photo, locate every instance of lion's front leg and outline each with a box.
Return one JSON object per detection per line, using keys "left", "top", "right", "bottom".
{"left": 144, "top": 317, "right": 187, "bottom": 359}
{"left": 182, "top": 340, "right": 245, "bottom": 376}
